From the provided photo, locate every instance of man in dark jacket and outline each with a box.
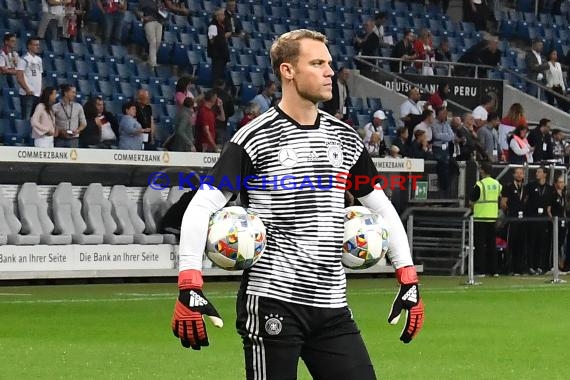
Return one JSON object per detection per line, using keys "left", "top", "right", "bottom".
{"left": 321, "top": 67, "right": 352, "bottom": 121}
{"left": 455, "top": 37, "right": 501, "bottom": 78}
{"left": 207, "top": 8, "right": 230, "bottom": 86}
{"left": 528, "top": 118, "right": 553, "bottom": 162}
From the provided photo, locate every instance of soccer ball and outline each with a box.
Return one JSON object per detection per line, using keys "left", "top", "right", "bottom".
{"left": 341, "top": 206, "right": 389, "bottom": 269}
{"left": 205, "top": 206, "right": 267, "bottom": 270}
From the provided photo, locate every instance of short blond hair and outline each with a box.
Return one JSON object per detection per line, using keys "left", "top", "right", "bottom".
{"left": 270, "top": 29, "right": 328, "bottom": 81}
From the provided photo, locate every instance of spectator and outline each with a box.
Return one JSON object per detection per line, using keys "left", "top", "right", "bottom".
{"left": 53, "top": 84, "right": 87, "bottom": 148}
{"left": 432, "top": 107, "right": 455, "bottom": 193}
{"left": 551, "top": 129, "right": 569, "bottom": 165}
{"left": 428, "top": 81, "right": 450, "bottom": 110}
{"left": 119, "top": 101, "right": 149, "bottom": 150}
{"left": 528, "top": 118, "right": 553, "bottom": 162}
{"left": 16, "top": 37, "right": 43, "bottom": 120}
{"left": 207, "top": 8, "right": 230, "bottom": 86}
{"left": 174, "top": 76, "right": 196, "bottom": 105}
{"left": 0, "top": 33, "right": 19, "bottom": 89}
{"left": 135, "top": 89, "right": 155, "bottom": 150}
{"left": 500, "top": 167, "right": 527, "bottom": 276}
{"left": 196, "top": 90, "right": 222, "bottom": 152}
{"left": 363, "top": 110, "right": 387, "bottom": 157}
{"left": 321, "top": 67, "right": 351, "bottom": 121}
{"left": 30, "top": 87, "right": 57, "bottom": 148}
{"left": 38, "top": 0, "right": 67, "bottom": 40}
{"left": 81, "top": 96, "right": 119, "bottom": 148}
{"left": 97, "top": 0, "right": 127, "bottom": 45}
{"left": 525, "top": 39, "right": 549, "bottom": 98}
{"left": 224, "top": 0, "right": 243, "bottom": 37}
{"left": 391, "top": 127, "right": 410, "bottom": 158}
{"left": 450, "top": 116, "right": 472, "bottom": 161}
{"left": 390, "top": 29, "right": 417, "bottom": 73}
{"left": 456, "top": 37, "right": 501, "bottom": 78}
{"left": 63, "top": 0, "right": 86, "bottom": 41}
{"left": 411, "top": 129, "right": 435, "bottom": 160}
{"left": 508, "top": 125, "right": 533, "bottom": 164}
{"left": 400, "top": 87, "right": 423, "bottom": 141}
{"left": 499, "top": 103, "right": 527, "bottom": 160}
{"left": 434, "top": 37, "right": 452, "bottom": 69}
{"left": 166, "top": 97, "right": 196, "bottom": 152}
{"left": 472, "top": 94, "right": 495, "bottom": 130}
{"left": 164, "top": 0, "right": 190, "bottom": 17}
{"left": 525, "top": 167, "right": 553, "bottom": 275}
{"left": 461, "top": 113, "right": 485, "bottom": 161}
{"left": 463, "top": 0, "right": 489, "bottom": 31}
{"left": 387, "top": 145, "right": 401, "bottom": 158}
{"left": 212, "top": 79, "right": 231, "bottom": 145}
{"left": 354, "top": 19, "right": 380, "bottom": 72}
{"left": 477, "top": 112, "right": 501, "bottom": 162}
{"left": 413, "top": 29, "right": 435, "bottom": 75}
{"left": 373, "top": 12, "right": 392, "bottom": 48}
{"left": 413, "top": 109, "right": 434, "bottom": 143}
{"left": 252, "top": 80, "right": 277, "bottom": 114}
{"left": 470, "top": 161, "right": 502, "bottom": 276}
{"left": 238, "top": 102, "right": 261, "bottom": 129}
{"left": 137, "top": 0, "right": 165, "bottom": 69}
{"left": 545, "top": 49, "right": 568, "bottom": 111}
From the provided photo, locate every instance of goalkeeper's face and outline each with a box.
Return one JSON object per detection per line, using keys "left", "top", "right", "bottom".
{"left": 290, "top": 39, "right": 335, "bottom": 104}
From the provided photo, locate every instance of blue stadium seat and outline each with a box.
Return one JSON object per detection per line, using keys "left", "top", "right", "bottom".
{"left": 196, "top": 63, "right": 212, "bottom": 86}
{"left": 240, "top": 84, "right": 258, "bottom": 104}
{"left": 249, "top": 71, "right": 264, "bottom": 88}
{"left": 157, "top": 43, "right": 173, "bottom": 65}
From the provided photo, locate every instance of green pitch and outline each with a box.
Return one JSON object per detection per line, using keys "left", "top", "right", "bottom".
{"left": 1, "top": 276, "right": 568, "bottom": 380}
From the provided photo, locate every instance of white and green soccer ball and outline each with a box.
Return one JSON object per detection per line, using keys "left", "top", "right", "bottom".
{"left": 342, "top": 206, "right": 389, "bottom": 269}
{"left": 205, "top": 206, "right": 267, "bottom": 270}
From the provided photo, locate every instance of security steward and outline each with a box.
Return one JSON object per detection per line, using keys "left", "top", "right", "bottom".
{"left": 500, "top": 167, "right": 527, "bottom": 275}
{"left": 470, "top": 161, "right": 502, "bottom": 276}
{"left": 550, "top": 174, "right": 566, "bottom": 272}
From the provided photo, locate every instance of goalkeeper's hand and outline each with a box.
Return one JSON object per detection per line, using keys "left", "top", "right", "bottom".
{"left": 172, "top": 269, "right": 224, "bottom": 350}
{"left": 388, "top": 265, "right": 425, "bottom": 344}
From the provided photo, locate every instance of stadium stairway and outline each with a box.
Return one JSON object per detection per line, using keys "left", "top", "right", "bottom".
{"left": 402, "top": 207, "right": 472, "bottom": 275}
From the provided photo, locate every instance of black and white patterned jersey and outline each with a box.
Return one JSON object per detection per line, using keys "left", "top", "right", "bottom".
{"left": 208, "top": 106, "right": 379, "bottom": 308}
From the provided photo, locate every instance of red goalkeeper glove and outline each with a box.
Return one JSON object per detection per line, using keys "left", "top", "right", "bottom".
{"left": 388, "top": 265, "right": 425, "bottom": 343}
{"left": 172, "top": 269, "right": 223, "bottom": 350}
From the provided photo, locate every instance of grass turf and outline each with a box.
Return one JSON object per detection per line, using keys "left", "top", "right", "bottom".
{"left": 0, "top": 276, "right": 568, "bottom": 380}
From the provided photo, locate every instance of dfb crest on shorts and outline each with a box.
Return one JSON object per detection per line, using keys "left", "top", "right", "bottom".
{"left": 327, "top": 145, "right": 343, "bottom": 167}
{"left": 264, "top": 314, "right": 283, "bottom": 335}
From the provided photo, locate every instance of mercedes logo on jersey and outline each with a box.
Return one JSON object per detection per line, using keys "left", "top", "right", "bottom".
{"left": 278, "top": 147, "right": 298, "bottom": 168}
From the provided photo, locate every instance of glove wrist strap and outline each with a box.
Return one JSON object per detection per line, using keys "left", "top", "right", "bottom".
{"left": 178, "top": 269, "right": 203, "bottom": 290}
{"left": 396, "top": 265, "right": 418, "bottom": 285}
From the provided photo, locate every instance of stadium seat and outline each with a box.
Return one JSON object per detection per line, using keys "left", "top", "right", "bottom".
{"left": 109, "top": 185, "right": 163, "bottom": 244}
{"left": 51, "top": 183, "right": 104, "bottom": 244}
{"left": 0, "top": 187, "right": 40, "bottom": 245}
{"left": 83, "top": 183, "right": 133, "bottom": 244}
{"left": 17, "top": 183, "right": 72, "bottom": 245}
{"left": 166, "top": 186, "right": 192, "bottom": 205}
{"left": 142, "top": 187, "right": 177, "bottom": 244}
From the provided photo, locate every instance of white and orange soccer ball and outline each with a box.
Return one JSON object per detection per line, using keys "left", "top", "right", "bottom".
{"left": 205, "top": 206, "right": 267, "bottom": 270}
{"left": 342, "top": 206, "right": 389, "bottom": 269}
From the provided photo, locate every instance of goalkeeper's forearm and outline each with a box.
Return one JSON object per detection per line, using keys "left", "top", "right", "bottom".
{"left": 357, "top": 189, "right": 414, "bottom": 269}
{"left": 178, "top": 187, "right": 233, "bottom": 273}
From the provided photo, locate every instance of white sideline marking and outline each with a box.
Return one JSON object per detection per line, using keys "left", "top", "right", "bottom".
{"left": 0, "top": 285, "right": 567, "bottom": 305}
{"left": 0, "top": 293, "right": 32, "bottom": 296}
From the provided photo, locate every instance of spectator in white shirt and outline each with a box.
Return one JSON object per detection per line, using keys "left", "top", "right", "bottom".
{"left": 0, "top": 33, "right": 19, "bottom": 89}
{"left": 471, "top": 94, "right": 494, "bottom": 130}
{"left": 252, "top": 81, "right": 277, "bottom": 114}
{"left": 16, "top": 37, "right": 43, "bottom": 120}
{"left": 373, "top": 12, "right": 392, "bottom": 48}
{"left": 363, "top": 110, "right": 387, "bottom": 157}
{"left": 413, "top": 109, "right": 434, "bottom": 143}
{"left": 545, "top": 49, "right": 568, "bottom": 111}
{"left": 38, "top": 0, "right": 68, "bottom": 39}
{"left": 400, "top": 86, "right": 423, "bottom": 142}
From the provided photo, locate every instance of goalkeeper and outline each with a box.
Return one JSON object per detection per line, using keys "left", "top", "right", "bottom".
{"left": 172, "top": 29, "right": 424, "bottom": 379}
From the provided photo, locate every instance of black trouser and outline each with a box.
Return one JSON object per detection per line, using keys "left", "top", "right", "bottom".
{"left": 474, "top": 221, "right": 498, "bottom": 275}
{"left": 236, "top": 289, "right": 376, "bottom": 380}
{"left": 556, "top": 223, "right": 566, "bottom": 270}
{"left": 211, "top": 59, "right": 227, "bottom": 86}
{"left": 527, "top": 221, "right": 551, "bottom": 272}
{"left": 507, "top": 222, "right": 527, "bottom": 274}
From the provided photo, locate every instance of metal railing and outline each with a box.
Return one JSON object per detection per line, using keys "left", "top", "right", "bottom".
{"left": 355, "top": 55, "right": 570, "bottom": 109}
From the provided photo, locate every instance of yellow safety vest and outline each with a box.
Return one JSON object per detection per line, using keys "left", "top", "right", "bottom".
{"left": 473, "top": 177, "right": 502, "bottom": 222}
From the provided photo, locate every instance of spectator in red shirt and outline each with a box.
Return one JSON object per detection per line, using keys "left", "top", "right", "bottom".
{"left": 195, "top": 90, "right": 223, "bottom": 152}
{"left": 428, "top": 82, "right": 450, "bottom": 110}
{"left": 413, "top": 29, "right": 435, "bottom": 74}
{"left": 238, "top": 101, "right": 261, "bottom": 129}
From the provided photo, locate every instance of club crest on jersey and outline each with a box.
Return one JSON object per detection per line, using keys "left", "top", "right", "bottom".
{"left": 264, "top": 314, "right": 283, "bottom": 335}
{"left": 278, "top": 147, "right": 298, "bottom": 168}
{"left": 327, "top": 145, "right": 343, "bottom": 167}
